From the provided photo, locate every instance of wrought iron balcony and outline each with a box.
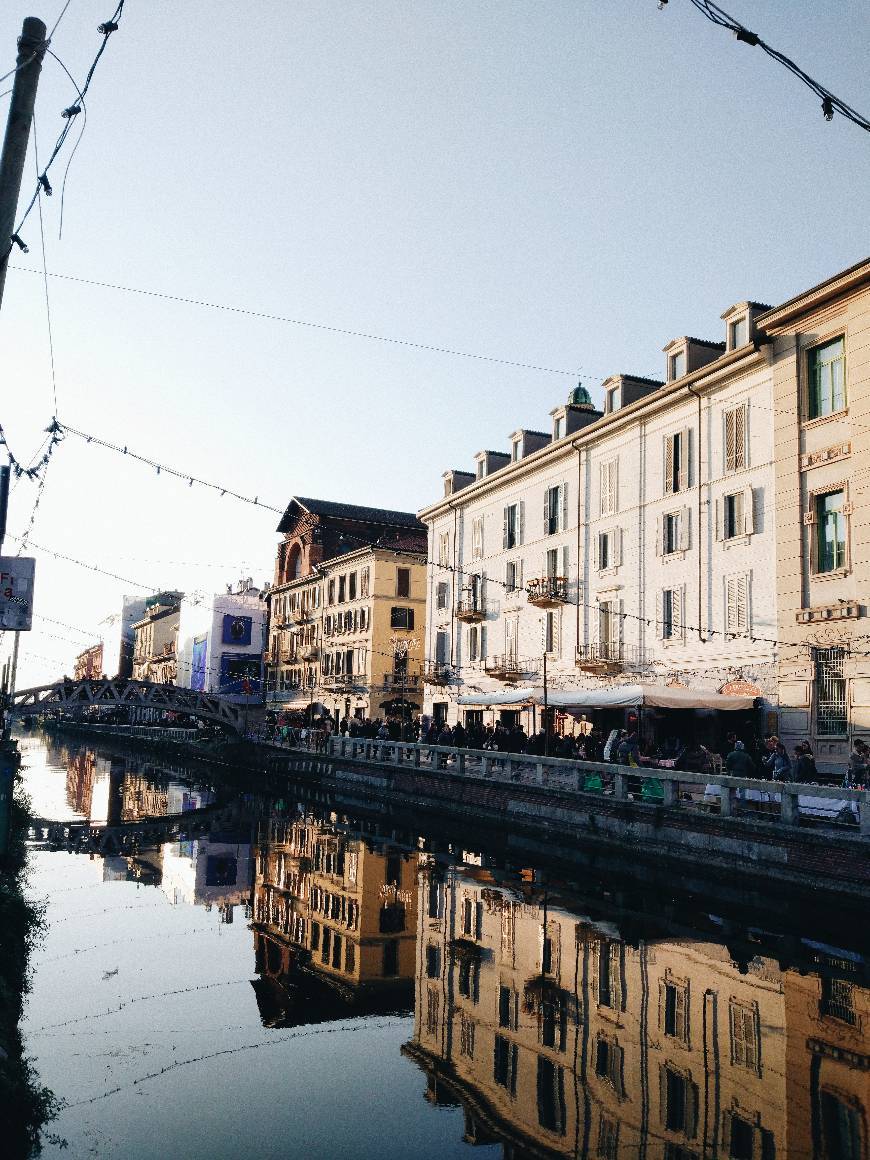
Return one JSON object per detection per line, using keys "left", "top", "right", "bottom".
{"left": 526, "top": 576, "right": 568, "bottom": 608}
{"left": 455, "top": 599, "right": 485, "bottom": 624}
{"left": 424, "top": 662, "right": 453, "bottom": 686}
{"left": 301, "top": 646, "right": 319, "bottom": 660}
{"left": 321, "top": 674, "right": 362, "bottom": 692}
{"left": 485, "top": 654, "right": 527, "bottom": 684}
{"left": 576, "top": 642, "right": 644, "bottom": 674}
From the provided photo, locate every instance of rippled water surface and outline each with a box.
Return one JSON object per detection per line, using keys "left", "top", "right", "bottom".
{"left": 17, "top": 731, "right": 870, "bottom": 1159}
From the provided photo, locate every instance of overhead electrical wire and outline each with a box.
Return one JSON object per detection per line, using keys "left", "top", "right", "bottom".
{"left": 8, "top": 267, "right": 597, "bottom": 380}
{"left": 662, "top": 0, "right": 870, "bottom": 134}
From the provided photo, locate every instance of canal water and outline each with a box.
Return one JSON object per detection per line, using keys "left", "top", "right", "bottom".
{"left": 15, "top": 731, "right": 870, "bottom": 1159}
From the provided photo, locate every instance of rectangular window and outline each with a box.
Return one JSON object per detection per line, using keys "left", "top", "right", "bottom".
{"left": 821, "top": 1092, "right": 862, "bottom": 1160}
{"left": 598, "top": 1117, "right": 620, "bottom": 1160}
{"left": 554, "top": 415, "right": 565, "bottom": 440}
{"left": 545, "top": 610, "right": 559, "bottom": 655}
{"left": 730, "top": 1002, "right": 760, "bottom": 1070}
{"left": 327, "top": 579, "right": 335, "bottom": 605}
{"left": 724, "top": 404, "right": 747, "bottom": 472}
{"left": 427, "top": 878, "right": 442, "bottom": 919}
{"left": 594, "top": 1037, "right": 624, "bottom": 1095}
{"left": 808, "top": 336, "right": 846, "bottom": 419}
{"left": 730, "top": 316, "right": 748, "bottom": 349}
{"left": 815, "top": 490, "right": 847, "bottom": 572}
{"left": 664, "top": 511, "right": 681, "bottom": 555}
{"left": 382, "top": 940, "right": 399, "bottom": 977}
{"left": 607, "top": 386, "right": 619, "bottom": 414}
{"left": 729, "top": 1116, "right": 754, "bottom": 1160}
{"left": 820, "top": 977, "right": 856, "bottom": 1025}
{"left": 499, "top": 985, "right": 518, "bottom": 1030}
{"left": 505, "top": 560, "right": 522, "bottom": 593}
{"left": 815, "top": 647, "right": 847, "bottom": 737}
{"left": 503, "top": 502, "right": 520, "bottom": 549}
{"left": 468, "top": 625, "right": 480, "bottom": 662}
{"left": 662, "top": 1066, "right": 692, "bottom": 1134}
{"left": 724, "top": 492, "right": 744, "bottom": 539}
{"left": 493, "top": 1035, "right": 518, "bottom": 1094}
{"left": 426, "top": 987, "right": 440, "bottom": 1035}
{"left": 426, "top": 944, "right": 441, "bottom": 979}
{"left": 345, "top": 940, "right": 355, "bottom": 974}
{"left": 537, "top": 1058, "right": 566, "bottom": 1135}
{"left": 472, "top": 517, "right": 484, "bottom": 559}
{"left": 348, "top": 572, "right": 357, "bottom": 600}
{"left": 459, "top": 1013, "right": 475, "bottom": 1057}
{"left": 435, "top": 631, "right": 450, "bottom": 664}
{"left": 725, "top": 575, "right": 749, "bottom": 637}
{"left": 458, "top": 958, "right": 479, "bottom": 1002}
{"left": 438, "top": 533, "right": 450, "bottom": 568}
{"left": 670, "top": 350, "right": 686, "bottom": 380}
{"left": 546, "top": 547, "right": 559, "bottom": 578}
{"left": 321, "top": 925, "right": 331, "bottom": 964}
{"left": 665, "top": 431, "right": 689, "bottom": 494}
{"left": 436, "top": 581, "right": 449, "bottom": 610}
{"left": 600, "top": 459, "right": 618, "bottom": 516}
{"left": 544, "top": 484, "right": 564, "bottom": 535}
{"left": 660, "top": 587, "right": 683, "bottom": 640}
{"left": 360, "top": 567, "right": 370, "bottom": 597}
{"left": 396, "top": 567, "right": 411, "bottom": 597}
{"left": 390, "top": 607, "right": 414, "bottom": 629}
{"left": 662, "top": 982, "right": 689, "bottom": 1043}
{"left": 511, "top": 438, "right": 521, "bottom": 462}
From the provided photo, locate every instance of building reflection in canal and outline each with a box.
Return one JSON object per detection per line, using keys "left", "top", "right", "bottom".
{"left": 251, "top": 813, "right": 417, "bottom": 1027}
{"left": 26, "top": 738, "right": 869, "bottom": 1158}
{"left": 404, "top": 857, "right": 869, "bottom": 1160}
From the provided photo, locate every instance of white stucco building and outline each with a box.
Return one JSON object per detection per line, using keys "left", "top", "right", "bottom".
{"left": 176, "top": 579, "right": 267, "bottom": 702}
{"left": 419, "top": 299, "right": 778, "bottom": 739}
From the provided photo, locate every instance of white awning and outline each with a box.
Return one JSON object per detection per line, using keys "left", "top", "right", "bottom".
{"left": 458, "top": 684, "right": 755, "bottom": 711}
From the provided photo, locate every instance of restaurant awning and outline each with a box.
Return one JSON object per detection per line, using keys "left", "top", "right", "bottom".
{"left": 458, "top": 683, "right": 755, "bottom": 711}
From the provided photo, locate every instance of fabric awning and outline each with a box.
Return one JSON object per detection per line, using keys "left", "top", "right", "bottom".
{"left": 458, "top": 684, "right": 755, "bottom": 711}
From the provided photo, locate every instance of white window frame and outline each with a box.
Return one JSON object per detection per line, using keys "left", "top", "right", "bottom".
{"left": 724, "top": 403, "right": 748, "bottom": 474}
{"left": 664, "top": 429, "right": 690, "bottom": 495}
{"left": 471, "top": 516, "right": 484, "bottom": 560}
{"left": 438, "top": 533, "right": 450, "bottom": 569}
{"left": 599, "top": 459, "right": 619, "bottom": 517}
{"left": 544, "top": 482, "right": 567, "bottom": 536}
{"left": 657, "top": 586, "right": 685, "bottom": 642}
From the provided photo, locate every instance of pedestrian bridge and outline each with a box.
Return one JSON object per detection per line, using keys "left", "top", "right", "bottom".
{"left": 9, "top": 677, "right": 244, "bottom": 733}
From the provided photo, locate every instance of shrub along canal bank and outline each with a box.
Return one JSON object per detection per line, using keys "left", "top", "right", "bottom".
{"left": 0, "top": 739, "right": 58, "bottom": 1158}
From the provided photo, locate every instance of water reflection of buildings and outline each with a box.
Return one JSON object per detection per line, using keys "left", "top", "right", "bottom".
{"left": 251, "top": 815, "right": 417, "bottom": 1027}
{"left": 160, "top": 785, "right": 252, "bottom": 920}
{"left": 404, "top": 859, "right": 869, "bottom": 1160}
{"left": 64, "top": 748, "right": 111, "bottom": 823}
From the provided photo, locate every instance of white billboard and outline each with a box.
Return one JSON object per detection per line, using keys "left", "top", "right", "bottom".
{"left": 0, "top": 557, "right": 35, "bottom": 631}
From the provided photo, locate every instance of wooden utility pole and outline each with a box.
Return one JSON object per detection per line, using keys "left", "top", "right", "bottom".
{"left": 0, "top": 16, "right": 47, "bottom": 311}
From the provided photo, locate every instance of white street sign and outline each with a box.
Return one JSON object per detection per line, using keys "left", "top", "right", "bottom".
{"left": 0, "top": 557, "right": 35, "bottom": 631}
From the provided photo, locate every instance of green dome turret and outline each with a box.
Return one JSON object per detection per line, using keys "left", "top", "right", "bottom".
{"left": 567, "top": 382, "right": 594, "bottom": 409}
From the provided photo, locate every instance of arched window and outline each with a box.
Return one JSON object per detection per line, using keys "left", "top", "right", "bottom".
{"left": 287, "top": 543, "right": 303, "bottom": 580}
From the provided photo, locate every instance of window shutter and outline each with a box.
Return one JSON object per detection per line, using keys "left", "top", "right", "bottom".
{"left": 656, "top": 591, "right": 664, "bottom": 639}
{"left": 593, "top": 533, "right": 600, "bottom": 570}
{"left": 543, "top": 490, "right": 550, "bottom": 535}
{"left": 685, "top": 1079, "right": 699, "bottom": 1139}
{"left": 561, "top": 482, "right": 568, "bottom": 533}
{"left": 679, "top": 428, "right": 690, "bottom": 491}
{"left": 503, "top": 507, "right": 508, "bottom": 550}
{"left": 408, "top": 609, "right": 415, "bottom": 630}
{"left": 675, "top": 986, "right": 687, "bottom": 1041}
{"left": 655, "top": 514, "right": 663, "bottom": 556}
{"left": 742, "top": 487, "right": 754, "bottom": 534}
{"left": 519, "top": 500, "right": 525, "bottom": 545}
{"left": 735, "top": 404, "right": 746, "bottom": 470}
{"left": 562, "top": 544, "right": 570, "bottom": 580}
{"left": 725, "top": 408, "right": 737, "bottom": 473}
{"left": 617, "top": 600, "right": 624, "bottom": 646}
{"left": 614, "top": 527, "right": 623, "bottom": 568}
{"left": 664, "top": 436, "right": 675, "bottom": 495}
{"left": 611, "top": 460, "right": 619, "bottom": 514}
{"left": 673, "top": 587, "right": 684, "bottom": 639}
{"left": 480, "top": 625, "right": 487, "bottom": 660}
{"left": 737, "top": 574, "right": 748, "bottom": 634}
{"left": 679, "top": 507, "right": 691, "bottom": 551}
{"left": 600, "top": 462, "right": 609, "bottom": 516}
{"left": 658, "top": 1067, "right": 668, "bottom": 1127}
{"left": 518, "top": 558, "right": 524, "bottom": 589}
{"left": 714, "top": 498, "right": 722, "bottom": 541}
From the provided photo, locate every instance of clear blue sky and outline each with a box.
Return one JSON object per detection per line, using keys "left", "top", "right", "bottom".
{"left": 1, "top": 0, "right": 868, "bottom": 685}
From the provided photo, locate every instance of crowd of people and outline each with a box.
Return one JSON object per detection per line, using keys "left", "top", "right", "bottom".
{"left": 264, "top": 710, "right": 867, "bottom": 789}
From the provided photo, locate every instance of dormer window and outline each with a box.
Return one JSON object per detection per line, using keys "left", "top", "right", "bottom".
{"left": 606, "top": 386, "right": 619, "bottom": 414}
{"left": 553, "top": 414, "right": 565, "bottom": 440}
{"left": 475, "top": 458, "right": 485, "bottom": 480}
{"left": 443, "top": 477, "right": 453, "bottom": 497}
{"left": 729, "top": 316, "right": 748, "bottom": 349}
{"left": 511, "top": 438, "right": 521, "bottom": 463}
{"left": 670, "top": 350, "right": 686, "bottom": 381}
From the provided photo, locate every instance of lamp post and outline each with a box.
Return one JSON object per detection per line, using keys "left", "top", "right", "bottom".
{"left": 390, "top": 634, "right": 419, "bottom": 740}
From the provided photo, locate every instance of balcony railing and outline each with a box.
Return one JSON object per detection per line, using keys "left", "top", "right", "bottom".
{"left": 485, "top": 654, "right": 527, "bottom": 684}
{"left": 424, "top": 662, "right": 453, "bottom": 686}
{"left": 455, "top": 599, "right": 485, "bottom": 623}
{"left": 301, "top": 646, "right": 319, "bottom": 660}
{"left": 576, "top": 642, "right": 645, "bottom": 673}
{"left": 526, "top": 576, "right": 568, "bottom": 607}
{"left": 378, "top": 673, "right": 421, "bottom": 691}
{"left": 321, "top": 674, "right": 363, "bottom": 692}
